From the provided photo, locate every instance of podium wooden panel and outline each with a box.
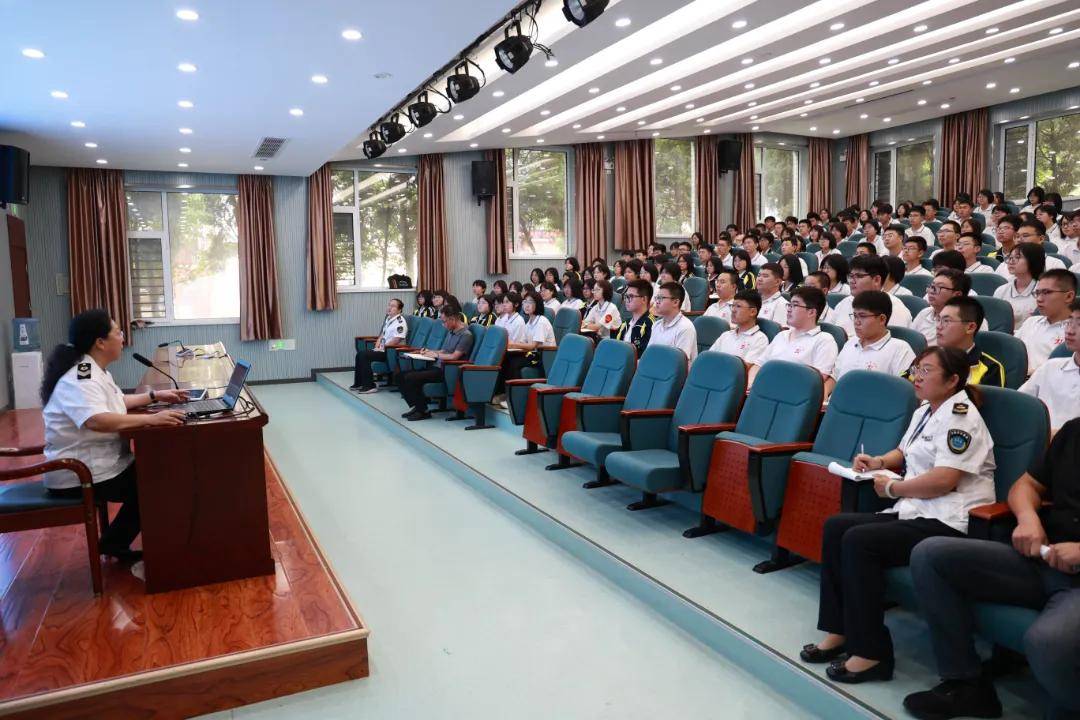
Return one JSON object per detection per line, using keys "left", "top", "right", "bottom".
{"left": 126, "top": 343, "right": 274, "bottom": 593}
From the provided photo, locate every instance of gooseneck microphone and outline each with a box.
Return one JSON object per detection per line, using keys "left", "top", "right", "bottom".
{"left": 132, "top": 352, "right": 179, "bottom": 389}
{"left": 157, "top": 339, "right": 192, "bottom": 355}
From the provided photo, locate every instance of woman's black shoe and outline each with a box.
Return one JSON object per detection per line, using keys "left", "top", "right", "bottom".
{"left": 800, "top": 643, "right": 848, "bottom": 664}
{"left": 826, "top": 657, "right": 894, "bottom": 684}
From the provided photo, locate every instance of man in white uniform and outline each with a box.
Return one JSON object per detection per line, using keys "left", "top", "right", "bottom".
{"left": 750, "top": 286, "right": 838, "bottom": 394}
{"left": 704, "top": 270, "right": 739, "bottom": 323}
{"left": 1016, "top": 270, "right": 1077, "bottom": 373}
{"left": 711, "top": 290, "right": 770, "bottom": 367}
{"left": 1019, "top": 299, "right": 1080, "bottom": 434}
{"left": 834, "top": 255, "right": 912, "bottom": 338}
{"left": 904, "top": 206, "right": 936, "bottom": 246}
{"left": 756, "top": 263, "right": 790, "bottom": 326}
{"left": 833, "top": 290, "right": 916, "bottom": 386}
{"left": 650, "top": 282, "right": 698, "bottom": 363}
{"left": 997, "top": 221, "right": 1067, "bottom": 280}
{"left": 352, "top": 298, "right": 408, "bottom": 392}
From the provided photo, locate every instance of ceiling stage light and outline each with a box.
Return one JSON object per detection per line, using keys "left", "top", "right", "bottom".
{"left": 495, "top": 22, "right": 534, "bottom": 74}
{"left": 379, "top": 114, "right": 408, "bottom": 144}
{"left": 563, "top": 0, "right": 609, "bottom": 27}
{"left": 446, "top": 62, "right": 483, "bottom": 103}
{"left": 363, "top": 132, "right": 387, "bottom": 159}
{"left": 408, "top": 91, "right": 447, "bottom": 128}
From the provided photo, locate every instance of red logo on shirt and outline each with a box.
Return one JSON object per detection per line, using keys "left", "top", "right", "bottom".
{"left": 604, "top": 314, "right": 613, "bottom": 324}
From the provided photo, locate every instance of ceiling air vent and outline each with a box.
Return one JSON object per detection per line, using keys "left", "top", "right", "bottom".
{"left": 253, "top": 137, "right": 287, "bottom": 160}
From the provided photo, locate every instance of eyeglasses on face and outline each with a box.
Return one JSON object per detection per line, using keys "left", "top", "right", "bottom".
{"left": 850, "top": 312, "right": 882, "bottom": 322}
{"left": 848, "top": 271, "right": 870, "bottom": 281}
{"left": 928, "top": 283, "right": 956, "bottom": 294}
{"left": 907, "top": 364, "right": 941, "bottom": 378}
{"left": 1034, "top": 289, "right": 1067, "bottom": 298}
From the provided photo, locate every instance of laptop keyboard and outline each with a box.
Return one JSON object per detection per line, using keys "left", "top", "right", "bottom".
{"left": 183, "top": 398, "right": 228, "bottom": 413}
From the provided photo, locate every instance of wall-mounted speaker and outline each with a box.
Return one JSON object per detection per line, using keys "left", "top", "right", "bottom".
{"left": 717, "top": 140, "right": 741, "bottom": 174}
{"left": 0, "top": 145, "right": 30, "bottom": 206}
{"left": 471, "top": 160, "right": 496, "bottom": 199}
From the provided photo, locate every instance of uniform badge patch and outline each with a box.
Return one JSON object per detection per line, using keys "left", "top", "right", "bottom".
{"left": 77, "top": 362, "right": 91, "bottom": 380}
{"left": 952, "top": 402, "right": 969, "bottom": 415}
{"left": 947, "top": 429, "right": 972, "bottom": 454}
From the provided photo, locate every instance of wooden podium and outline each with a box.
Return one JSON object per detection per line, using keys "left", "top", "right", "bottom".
{"left": 125, "top": 342, "right": 274, "bottom": 593}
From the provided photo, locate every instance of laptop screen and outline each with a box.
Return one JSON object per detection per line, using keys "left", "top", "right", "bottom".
{"left": 222, "top": 359, "right": 252, "bottom": 407}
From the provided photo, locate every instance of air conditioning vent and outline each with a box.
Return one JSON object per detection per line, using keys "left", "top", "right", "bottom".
{"left": 253, "top": 137, "right": 287, "bottom": 159}
{"left": 840, "top": 89, "right": 913, "bottom": 110}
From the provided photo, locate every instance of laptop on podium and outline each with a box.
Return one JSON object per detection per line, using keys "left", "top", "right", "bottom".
{"left": 179, "top": 359, "right": 252, "bottom": 417}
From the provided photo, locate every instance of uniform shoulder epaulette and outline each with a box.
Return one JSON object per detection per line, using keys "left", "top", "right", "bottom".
{"left": 952, "top": 402, "right": 969, "bottom": 415}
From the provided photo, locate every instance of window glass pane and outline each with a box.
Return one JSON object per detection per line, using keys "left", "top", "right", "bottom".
{"left": 1035, "top": 112, "right": 1080, "bottom": 199}
{"left": 357, "top": 171, "right": 418, "bottom": 287}
{"left": 760, "top": 147, "right": 797, "bottom": 220}
{"left": 128, "top": 237, "right": 166, "bottom": 319}
{"left": 874, "top": 150, "right": 892, "bottom": 204}
{"left": 1003, "top": 125, "right": 1030, "bottom": 202}
{"left": 333, "top": 212, "right": 356, "bottom": 286}
{"left": 513, "top": 149, "right": 567, "bottom": 257}
{"left": 126, "top": 191, "right": 163, "bottom": 232}
{"left": 654, "top": 138, "right": 694, "bottom": 236}
{"left": 332, "top": 170, "right": 355, "bottom": 207}
{"left": 895, "top": 142, "right": 933, "bottom": 205}
{"left": 166, "top": 192, "right": 240, "bottom": 319}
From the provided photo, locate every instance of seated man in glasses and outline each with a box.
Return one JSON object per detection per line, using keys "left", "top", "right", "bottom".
{"left": 614, "top": 280, "right": 654, "bottom": 356}
{"left": 1016, "top": 270, "right": 1077, "bottom": 373}
{"left": 908, "top": 296, "right": 1004, "bottom": 388}
{"left": 1020, "top": 299, "right": 1080, "bottom": 436}
{"left": 749, "top": 286, "right": 837, "bottom": 394}
{"left": 832, "top": 290, "right": 916, "bottom": 393}
{"left": 911, "top": 270, "right": 987, "bottom": 347}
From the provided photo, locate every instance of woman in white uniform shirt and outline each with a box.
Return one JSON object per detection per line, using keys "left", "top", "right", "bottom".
{"left": 993, "top": 242, "right": 1043, "bottom": 330}
{"left": 801, "top": 346, "right": 996, "bottom": 683}
{"left": 503, "top": 290, "right": 556, "bottom": 381}
{"left": 41, "top": 309, "right": 189, "bottom": 560}
{"left": 581, "top": 280, "right": 623, "bottom": 340}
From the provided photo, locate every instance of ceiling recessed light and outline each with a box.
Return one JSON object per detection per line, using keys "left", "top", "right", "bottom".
{"left": 922, "top": 80, "right": 932, "bottom": 85}
{"left": 799, "top": 112, "right": 808, "bottom": 117}
{"left": 751, "top": 125, "right": 759, "bottom": 130}
{"left": 914, "top": 24, "right": 928, "bottom": 32}
{"left": 311, "top": 74, "right": 328, "bottom": 84}
{"left": 423, "top": 132, "right": 433, "bottom": 138}
{"left": 869, "top": 80, "right": 879, "bottom": 87}
{"left": 637, "top": 120, "right": 646, "bottom": 125}
{"left": 856, "top": 98, "right": 865, "bottom": 103}
{"left": 732, "top": 19, "right": 747, "bottom": 29}
{"left": 948, "top": 57, "right": 960, "bottom": 64}
{"left": 670, "top": 85, "right": 682, "bottom": 91}
{"left": 501, "top": 128, "right": 511, "bottom": 133}
{"left": 917, "top": 99, "right": 927, "bottom": 105}
{"left": 95, "top": 159, "right": 108, "bottom": 165}
{"left": 179, "top": 147, "right": 191, "bottom": 153}
{"left": 803, "top": 99, "right": 812, "bottom": 105}
{"left": 740, "top": 58, "right": 753, "bottom": 66}
{"left": 907, "top": 138, "right": 915, "bottom": 142}
{"left": 572, "top": 124, "right": 581, "bottom": 129}
{"left": 536, "top": 138, "right": 545, "bottom": 143}
{"left": 70, "top": 120, "right": 85, "bottom": 128}
{"left": 178, "top": 100, "right": 194, "bottom": 108}
{"left": 1049, "top": 27, "right": 1062, "bottom": 35}
{"left": 829, "top": 22, "right": 845, "bottom": 31}
{"left": 778, "top": 142, "right": 786, "bottom": 146}
{"left": 651, "top": 131, "right": 660, "bottom": 137}
{"left": 342, "top": 28, "right": 362, "bottom": 41}
{"left": 616, "top": 106, "right": 626, "bottom": 112}
{"left": 21, "top": 48, "right": 45, "bottom": 59}
{"left": 749, "top": 114, "right": 758, "bottom": 119}
{"left": 397, "top": 148, "right": 407, "bottom": 153}
{"left": 832, "top": 129, "right": 840, "bottom": 134}
{"left": 84, "top": 142, "right": 97, "bottom": 148}
{"left": 1019, "top": 115, "right": 1030, "bottom": 120}
{"left": 1010, "top": 87, "right": 1020, "bottom": 93}
{"left": 744, "top": 82, "right": 755, "bottom": 89}
{"left": 986, "top": 82, "right": 997, "bottom": 89}
{"left": 859, "top": 113, "right": 868, "bottom": 119}
{"left": 695, "top": 117, "right": 704, "bottom": 122}
{"left": 254, "top": 165, "right": 264, "bottom": 171}
{"left": 176, "top": 9, "right": 198, "bottom": 21}
{"left": 940, "top": 103, "right": 950, "bottom": 109}
{"left": 1004, "top": 57, "right": 1015, "bottom": 64}
{"left": 588, "top": 87, "right": 600, "bottom": 94}
{"left": 469, "top": 143, "right": 479, "bottom": 148}
{"left": 540, "top": 109, "right": 551, "bottom": 116}
{"left": 177, "top": 162, "right": 188, "bottom": 168}
{"left": 883, "top": 117, "right": 892, "bottom": 122}
{"left": 684, "top": 103, "right": 695, "bottom": 109}
{"left": 289, "top": 107, "right": 303, "bottom": 116}
{"left": 615, "top": 17, "right": 631, "bottom": 28}
{"left": 747, "top": 101, "right": 757, "bottom": 107}
{"left": 50, "top": 90, "right": 68, "bottom": 99}
{"left": 545, "top": 59, "right": 558, "bottom": 68}
{"left": 374, "top": 163, "right": 382, "bottom": 167}
{"left": 597, "top": 135, "right": 605, "bottom": 140}
{"left": 986, "top": 27, "right": 999, "bottom": 34}
{"left": 703, "top": 129, "right": 711, "bottom": 134}
{"left": 492, "top": 90, "right": 505, "bottom": 98}
{"left": 809, "top": 126, "right": 817, "bottom": 131}
{"left": 177, "top": 62, "right": 197, "bottom": 73}
{"left": 889, "top": 141, "right": 896, "bottom": 145}
{"left": 810, "top": 82, "right": 820, "bottom": 88}
{"left": 650, "top": 58, "right": 663, "bottom": 66}
{"left": 1069, "top": 62, "right": 1080, "bottom": 69}
{"left": 887, "top": 58, "right": 899, "bottom": 65}
{"left": 819, "top": 57, "right": 831, "bottom": 65}
{"left": 453, "top": 113, "right": 464, "bottom": 120}
{"left": 179, "top": 127, "right": 193, "bottom": 134}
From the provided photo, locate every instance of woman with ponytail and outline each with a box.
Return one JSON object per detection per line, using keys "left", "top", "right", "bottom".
{"left": 41, "top": 309, "right": 189, "bottom": 561}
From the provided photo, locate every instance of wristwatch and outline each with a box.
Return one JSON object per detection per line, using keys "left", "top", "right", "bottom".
{"left": 149, "top": 390, "right": 157, "bottom": 403}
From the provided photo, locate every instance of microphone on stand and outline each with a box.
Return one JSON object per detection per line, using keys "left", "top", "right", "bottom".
{"left": 132, "top": 352, "right": 179, "bottom": 389}
{"left": 157, "top": 339, "right": 192, "bottom": 355}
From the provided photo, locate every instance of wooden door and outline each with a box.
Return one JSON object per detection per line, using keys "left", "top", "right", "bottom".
{"left": 6, "top": 215, "right": 31, "bottom": 317}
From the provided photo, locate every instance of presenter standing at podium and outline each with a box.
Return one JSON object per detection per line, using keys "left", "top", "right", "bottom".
{"left": 40, "top": 309, "right": 188, "bottom": 561}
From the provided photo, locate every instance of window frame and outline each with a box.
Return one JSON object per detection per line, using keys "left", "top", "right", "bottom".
{"left": 506, "top": 147, "right": 570, "bottom": 260}
{"left": 871, "top": 137, "right": 935, "bottom": 207}
{"left": 331, "top": 167, "right": 420, "bottom": 293}
{"left": 997, "top": 110, "right": 1080, "bottom": 204}
{"left": 652, "top": 137, "right": 697, "bottom": 239}
{"left": 125, "top": 186, "right": 240, "bottom": 327}
{"left": 753, "top": 141, "right": 803, "bottom": 221}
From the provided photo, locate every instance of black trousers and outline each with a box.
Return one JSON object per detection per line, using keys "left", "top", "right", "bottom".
{"left": 353, "top": 349, "right": 386, "bottom": 388}
{"left": 400, "top": 367, "right": 444, "bottom": 410}
{"left": 49, "top": 463, "right": 140, "bottom": 550}
{"left": 817, "top": 512, "right": 963, "bottom": 660}
{"left": 498, "top": 353, "right": 540, "bottom": 394}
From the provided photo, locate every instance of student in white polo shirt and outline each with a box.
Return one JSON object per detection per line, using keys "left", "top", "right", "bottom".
{"left": 750, "top": 286, "right": 838, "bottom": 394}
{"left": 904, "top": 206, "right": 936, "bottom": 246}
{"left": 1019, "top": 300, "right": 1080, "bottom": 434}
{"left": 711, "top": 290, "right": 770, "bottom": 367}
{"left": 1017, "top": 270, "right": 1077, "bottom": 373}
{"left": 993, "top": 242, "right": 1043, "bottom": 330}
{"left": 650, "top": 281, "right": 698, "bottom": 363}
{"left": 581, "top": 280, "right": 623, "bottom": 339}
{"left": 912, "top": 269, "right": 987, "bottom": 346}
{"left": 957, "top": 232, "right": 993, "bottom": 275}
{"left": 704, "top": 269, "right": 739, "bottom": 323}
{"left": 1059, "top": 210, "right": 1080, "bottom": 266}
{"left": 741, "top": 233, "right": 769, "bottom": 269}
{"left": 997, "top": 221, "right": 1068, "bottom": 280}
{"left": 756, "top": 262, "right": 790, "bottom": 326}
{"left": 833, "top": 290, "right": 916, "bottom": 390}
{"left": 834, "top": 255, "right": 913, "bottom": 339}
{"left": 902, "top": 237, "right": 932, "bottom": 278}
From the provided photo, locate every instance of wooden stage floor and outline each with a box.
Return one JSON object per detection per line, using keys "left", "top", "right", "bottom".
{"left": 0, "top": 423, "right": 369, "bottom": 719}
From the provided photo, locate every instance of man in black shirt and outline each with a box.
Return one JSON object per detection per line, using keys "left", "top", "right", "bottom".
{"left": 903, "top": 418, "right": 1080, "bottom": 719}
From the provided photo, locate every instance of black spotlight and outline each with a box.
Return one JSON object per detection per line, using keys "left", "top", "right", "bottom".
{"left": 495, "top": 21, "right": 533, "bottom": 74}
{"left": 562, "top": 0, "right": 609, "bottom": 27}
{"left": 446, "top": 62, "right": 482, "bottom": 103}
{"left": 407, "top": 92, "right": 439, "bottom": 128}
{"left": 379, "top": 113, "right": 408, "bottom": 144}
{"left": 362, "top": 132, "right": 386, "bottom": 160}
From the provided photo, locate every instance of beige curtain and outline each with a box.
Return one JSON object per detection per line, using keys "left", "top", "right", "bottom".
{"left": 237, "top": 175, "right": 283, "bottom": 341}
{"left": 808, "top": 138, "right": 833, "bottom": 215}
{"left": 940, "top": 108, "right": 989, "bottom": 204}
{"left": 575, "top": 143, "right": 608, "bottom": 263}
{"left": 305, "top": 163, "right": 337, "bottom": 311}
{"left": 614, "top": 139, "right": 654, "bottom": 251}
{"left": 731, "top": 134, "right": 756, "bottom": 231}
{"left": 844, "top": 134, "right": 870, "bottom": 210}
{"left": 417, "top": 154, "right": 449, "bottom": 291}
{"left": 694, "top": 135, "right": 721, "bottom": 242}
{"left": 66, "top": 168, "right": 132, "bottom": 345}
{"left": 484, "top": 149, "right": 509, "bottom": 275}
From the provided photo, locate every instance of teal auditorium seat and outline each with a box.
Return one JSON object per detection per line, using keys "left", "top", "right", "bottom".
{"left": 818, "top": 323, "right": 847, "bottom": 353}
{"left": 1044, "top": 241, "right": 1059, "bottom": 253}
{"left": 798, "top": 252, "right": 818, "bottom": 273}
{"left": 457, "top": 325, "right": 508, "bottom": 431}
{"left": 356, "top": 314, "right": 420, "bottom": 386}
{"left": 692, "top": 316, "right": 729, "bottom": 356}
{"left": 611, "top": 277, "right": 627, "bottom": 292}
{"left": 463, "top": 301, "right": 477, "bottom": 320}
{"left": 686, "top": 361, "right": 823, "bottom": 572}
{"left": 773, "top": 372, "right": 916, "bottom": 570}
{"left": 560, "top": 345, "right": 687, "bottom": 498}
{"left": 806, "top": 243, "right": 821, "bottom": 254}
{"left": 889, "top": 325, "right": 927, "bottom": 354}
{"left": 545, "top": 339, "right": 638, "bottom": 471}
{"left": 399, "top": 320, "right": 447, "bottom": 374}
{"left": 970, "top": 273, "right": 1008, "bottom": 297}
{"left": 975, "top": 331, "right": 1027, "bottom": 388}
{"left": 505, "top": 335, "right": 594, "bottom": 455}
{"left": 974, "top": 296, "right": 1014, "bottom": 334}
{"left": 826, "top": 292, "right": 846, "bottom": 309}
{"left": 837, "top": 241, "right": 859, "bottom": 258}
{"left": 900, "top": 274, "right": 932, "bottom": 297}
{"left": 386, "top": 317, "right": 433, "bottom": 383}
{"left": 926, "top": 220, "right": 942, "bottom": 233}
{"left": 1050, "top": 343, "right": 1072, "bottom": 360}
{"left": 899, "top": 295, "right": 929, "bottom": 319}
{"left": 977, "top": 256, "right": 999, "bottom": 270}
{"left": 683, "top": 276, "right": 709, "bottom": 312}
{"left": 757, "top": 318, "right": 782, "bottom": 341}
{"left": 424, "top": 324, "right": 486, "bottom": 412}
{"left": 552, "top": 307, "right": 582, "bottom": 343}
{"left": 604, "top": 352, "right": 746, "bottom": 509}
{"left": 881, "top": 387, "right": 1049, "bottom": 654}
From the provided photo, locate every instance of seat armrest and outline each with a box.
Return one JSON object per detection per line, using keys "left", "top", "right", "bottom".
{"left": 535, "top": 385, "right": 581, "bottom": 396}
{"left": 535, "top": 345, "right": 558, "bottom": 353}
{"left": 969, "top": 502, "right": 1013, "bottom": 521}
{"left": 968, "top": 502, "right": 1018, "bottom": 542}
{"left": 355, "top": 335, "right": 379, "bottom": 341}
{"left": 0, "top": 457, "right": 91, "bottom": 487}
{"left": 461, "top": 364, "right": 502, "bottom": 371}
{"left": 0, "top": 444, "right": 45, "bottom": 457}
{"left": 574, "top": 396, "right": 626, "bottom": 406}
{"left": 678, "top": 422, "right": 736, "bottom": 435}
{"left": 620, "top": 409, "right": 675, "bottom": 418}
{"left": 506, "top": 378, "right": 547, "bottom": 387}
{"left": 743, "top": 441, "right": 815, "bottom": 455}
{"left": 441, "top": 359, "right": 469, "bottom": 366}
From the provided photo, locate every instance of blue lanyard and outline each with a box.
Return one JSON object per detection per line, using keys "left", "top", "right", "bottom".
{"left": 906, "top": 406, "right": 934, "bottom": 449}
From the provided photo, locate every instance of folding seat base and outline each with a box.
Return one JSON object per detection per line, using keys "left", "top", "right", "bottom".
{"left": 627, "top": 492, "right": 669, "bottom": 512}
{"left": 464, "top": 403, "right": 495, "bottom": 431}
{"left": 445, "top": 411, "right": 468, "bottom": 422}
{"left": 752, "top": 547, "right": 804, "bottom": 575}
{"left": 582, "top": 467, "right": 615, "bottom": 489}
{"left": 545, "top": 455, "right": 583, "bottom": 471}
{"left": 682, "top": 515, "right": 731, "bottom": 539}
{"left": 515, "top": 441, "right": 547, "bottom": 456}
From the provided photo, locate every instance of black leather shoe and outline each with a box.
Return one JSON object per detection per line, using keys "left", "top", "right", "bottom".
{"left": 826, "top": 657, "right": 894, "bottom": 684}
{"left": 903, "top": 678, "right": 1002, "bottom": 720}
{"left": 800, "top": 643, "right": 848, "bottom": 664}
{"left": 100, "top": 545, "right": 143, "bottom": 562}
{"left": 407, "top": 410, "right": 432, "bottom": 421}
{"left": 402, "top": 409, "right": 417, "bottom": 418}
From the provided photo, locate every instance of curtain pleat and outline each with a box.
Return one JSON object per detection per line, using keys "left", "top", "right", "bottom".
{"left": 575, "top": 143, "right": 608, "bottom": 263}
{"left": 417, "top": 154, "right": 449, "bottom": 291}
{"left": 844, "top": 134, "right": 870, "bottom": 209}
{"left": 66, "top": 168, "right": 132, "bottom": 345}
{"left": 484, "top": 149, "right": 509, "bottom": 275}
{"left": 237, "top": 175, "right": 283, "bottom": 341}
{"left": 305, "top": 163, "right": 338, "bottom": 311}
{"left": 614, "top": 139, "right": 654, "bottom": 251}
{"left": 731, "top": 134, "right": 756, "bottom": 231}
{"left": 808, "top": 138, "right": 833, "bottom": 215}
{"left": 939, "top": 108, "right": 989, "bottom": 204}
{"left": 694, "top": 135, "right": 721, "bottom": 242}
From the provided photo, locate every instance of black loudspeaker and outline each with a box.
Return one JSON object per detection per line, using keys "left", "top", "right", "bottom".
{"left": 0, "top": 145, "right": 30, "bottom": 206}
{"left": 717, "top": 140, "right": 741, "bottom": 174}
{"left": 472, "top": 160, "right": 496, "bottom": 198}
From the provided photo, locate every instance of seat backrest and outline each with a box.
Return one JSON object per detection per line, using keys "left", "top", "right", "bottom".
{"left": 806, "top": 242, "right": 821, "bottom": 254}
{"left": 463, "top": 301, "right": 477, "bottom": 320}
{"left": 683, "top": 276, "right": 709, "bottom": 311}
{"left": 472, "top": 324, "right": 507, "bottom": 366}
{"left": 926, "top": 220, "right": 942, "bottom": 233}
{"left": 404, "top": 314, "right": 419, "bottom": 339}
{"left": 468, "top": 324, "right": 486, "bottom": 361}
{"left": 899, "top": 295, "right": 929, "bottom": 319}
{"left": 735, "top": 361, "right": 823, "bottom": 442}
{"left": 889, "top": 325, "right": 927, "bottom": 355}
{"left": 837, "top": 241, "right": 859, "bottom": 258}
{"left": 667, "top": 351, "right": 745, "bottom": 451}
{"left": 818, "top": 323, "right": 847, "bottom": 353}
{"left": 813, "top": 372, "right": 916, "bottom": 459}
{"left": 798, "top": 252, "right": 818, "bottom": 273}
{"left": 757, "top": 318, "right": 782, "bottom": 341}
{"left": 979, "top": 386, "right": 1050, "bottom": 501}
{"left": 1044, "top": 241, "right": 1059, "bottom": 253}
{"left": 544, "top": 308, "right": 556, "bottom": 325}
{"left": 826, "top": 292, "right": 846, "bottom": 309}
{"left": 900, "top": 274, "right": 932, "bottom": 298}
{"left": 553, "top": 307, "right": 583, "bottom": 344}
{"left": 970, "top": 273, "right": 1008, "bottom": 297}
{"left": 1049, "top": 253, "right": 1070, "bottom": 268}
{"left": 623, "top": 345, "right": 688, "bottom": 412}
{"left": 693, "top": 315, "right": 729, "bottom": 355}
{"left": 580, "top": 339, "right": 637, "bottom": 396}
{"left": 975, "top": 330, "right": 1027, "bottom": 389}
{"left": 1050, "top": 343, "right": 1072, "bottom": 360}
{"left": 425, "top": 321, "right": 448, "bottom": 350}
{"left": 547, "top": 334, "right": 595, "bottom": 387}
{"left": 611, "top": 277, "right": 627, "bottom": 292}
{"left": 410, "top": 317, "right": 434, "bottom": 348}
{"left": 692, "top": 265, "right": 707, "bottom": 279}
{"left": 980, "top": 234, "right": 997, "bottom": 251}
{"left": 974, "top": 296, "right": 1014, "bottom": 334}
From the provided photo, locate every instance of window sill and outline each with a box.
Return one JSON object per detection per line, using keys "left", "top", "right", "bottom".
{"left": 509, "top": 255, "right": 567, "bottom": 261}
{"left": 133, "top": 318, "right": 239, "bottom": 328}
{"left": 337, "top": 286, "right": 419, "bottom": 294}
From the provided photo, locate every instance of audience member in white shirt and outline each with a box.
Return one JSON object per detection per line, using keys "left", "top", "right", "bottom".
{"left": 862, "top": 220, "right": 886, "bottom": 256}
{"left": 804, "top": 272, "right": 837, "bottom": 324}
{"left": 902, "top": 237, "right": 932, "bottom": 278}
{"left": 704, "top": 270, "right": 739, "bottom": 323}
{"left": 882, "top": 224, "right": 906, "bottom": 259}
{"left": 580, "top": 280, "right": 623, "bottom": 339}
{"left": 1016, "top": 270, "right": 1077, "bottom": 372}
{"left": 974, "top": 189, "right": 995, "bottom": 227}
{"left": 742, "top": 234, "right": 769, "bottom": 268}
{"left": 834, "top": 255, "right": 913, "bottom": 338}
{"left": 1058, "top": 209, "right": 1080, "bottom": 266}
{"left": 1036, "top": 204, "right": 1061, "bottom": 245}
{"left": 561, "top": 279, "right": 587, "bottom": 313}
{"left": 715, "top": 236, "right": 735, "bottom": 269}
{"left": 710, "top": 289, "right": 770, "bottom": 367}
{"left": 912, "top": 269, "right": 983, "bottom": 345}
{"left": 756, "top": 263, "right": 790, "bottom": 327}
{"left": 1019, "top": 187, "right": 1046, "bottom": 216}
{"left": 649, "top": 281, "right": 698, "bottom": 363}
{"left": 494, "top": 291, "right": 530, "bottom": 344}
{"left": 540, "top": 282, "right": 562, "bottom": 315}
{"left": 820, "top": 255, "right": 851, "bottom": 296}
{"left": 658, "top": 263, "right": 693, "bottom": 312}
{"left": 750, "top": 286, "right": 838, "bottom": 395}
{"left": 832, "top": 290, "right": 916, "bottom": 392}
{"left": 990, "top": 215, "right": 1020, "bottom": 264}
{"left": 882, "top": 256, "right": 912, "bottom": 297}
{"left": 993, "top": 242, "right": 1043, "bottom": 330}
{"left": 957, "top": 232, "right": 994, "bottom": 274}
{"left": 904, "top": 207, "right": 936, "bottom": 245}
{"left": 780, "top": 238, "right": 809, "bottom": 277}
{"left": 1019, "top": 301, "right": 1080, "bottom": 434}
{"left": 932, "top": 221, "right": 962, "bottom": 258}
{"left": 997, "top": 221, "right": 1068, "bottom": 280}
